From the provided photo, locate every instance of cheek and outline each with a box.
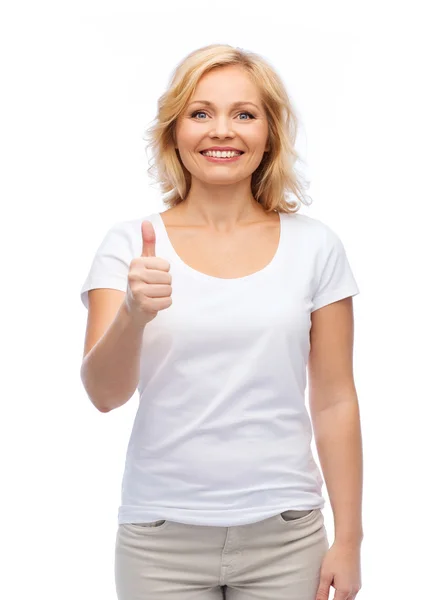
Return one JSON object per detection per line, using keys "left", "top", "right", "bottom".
{"left": 244, "top": 125, "right": 269, "bottom": 146}
{"left": 178, "top": 136, "right": 200, "bottom": 155}
{"left": 176, "top": 121, "right": 201, "bottom": 144}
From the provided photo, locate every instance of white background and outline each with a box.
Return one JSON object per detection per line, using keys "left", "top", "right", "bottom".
{"left": 1, "top": 1, "right": 438, "bottom": 598}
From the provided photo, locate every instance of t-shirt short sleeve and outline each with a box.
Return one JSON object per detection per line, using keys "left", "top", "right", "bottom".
{"left": 80, "top": 221, "right": 134, "bottom": 309}
{"left": 311, "top": 225, "right": 360, "bottom": 312}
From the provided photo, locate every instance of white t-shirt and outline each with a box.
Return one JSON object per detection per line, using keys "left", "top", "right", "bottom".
{"left": 80, "top": 210, "right": 360, "bottom": 527}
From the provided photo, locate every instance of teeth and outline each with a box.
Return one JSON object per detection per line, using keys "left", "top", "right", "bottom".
{"left": 202, "top": 150, "right": 242, "bottom": 158}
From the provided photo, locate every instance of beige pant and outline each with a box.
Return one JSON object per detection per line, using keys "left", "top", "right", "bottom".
{"left": 115, "top": 508, "right": 329, "bottom": 599}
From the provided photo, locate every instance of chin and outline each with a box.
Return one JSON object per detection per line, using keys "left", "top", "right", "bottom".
{"left": 199, "top": 174, "right": 243, "bottom": 184}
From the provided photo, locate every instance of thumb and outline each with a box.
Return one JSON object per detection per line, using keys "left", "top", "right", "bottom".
{"left": 141, "top": 220, "right": 156, "bottom": 257}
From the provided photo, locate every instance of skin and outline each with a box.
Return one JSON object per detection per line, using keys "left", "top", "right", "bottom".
{"left": 172, "top": 64, "right": 272, "bottom": 231}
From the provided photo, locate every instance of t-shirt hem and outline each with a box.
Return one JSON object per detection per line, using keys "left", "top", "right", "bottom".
{"left": 80, "top": 278, "right": 127, "bottom": 308}
{"left": 117, "top": 502, "right": 326, "bottom": 527}
{"left": 312, "top": 286, "right": 360, "bottom": 312}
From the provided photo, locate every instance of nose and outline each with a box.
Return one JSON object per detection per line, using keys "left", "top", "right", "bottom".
{"left": 208, "top": 115, "right": 235, "bottom": 140}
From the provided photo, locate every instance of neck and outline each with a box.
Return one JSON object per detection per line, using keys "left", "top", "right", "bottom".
{"left": 177, "top": 178, "right": 268, "bottom": 229}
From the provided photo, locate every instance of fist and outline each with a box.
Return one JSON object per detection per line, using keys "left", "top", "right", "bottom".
{"left": 124, "top": 220, "right": 172, "bottom": 324}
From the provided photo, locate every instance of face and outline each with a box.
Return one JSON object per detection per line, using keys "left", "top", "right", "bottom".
{"left": 174, "top": 65, "right": 270, "bottom": 186}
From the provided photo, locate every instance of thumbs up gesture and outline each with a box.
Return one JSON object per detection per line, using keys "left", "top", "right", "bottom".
{"left": 124, "top": 220, "right": 173, "bottom": 325}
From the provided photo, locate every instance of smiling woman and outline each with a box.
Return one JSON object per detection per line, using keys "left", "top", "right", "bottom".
{"left": 143, "top": 43, "right": 312, "bottom": 213}
{"left": 80, "top": 43, "right": 362, "bottom": 600}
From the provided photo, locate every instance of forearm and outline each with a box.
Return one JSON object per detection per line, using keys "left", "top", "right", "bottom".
{"left": 312, "top": 396, "right": 364, "bottom": 544}
{"left": 80, "top": 302, "right": 148, "bottom": 412}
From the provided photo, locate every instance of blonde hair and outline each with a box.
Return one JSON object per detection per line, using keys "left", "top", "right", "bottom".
{"left": 143, "top": 44, "right": 312, "bottom": 214}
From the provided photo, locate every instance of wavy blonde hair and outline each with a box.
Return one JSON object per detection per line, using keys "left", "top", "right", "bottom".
{"left": 143, "top": 44, "right": 312, "bottom": 214}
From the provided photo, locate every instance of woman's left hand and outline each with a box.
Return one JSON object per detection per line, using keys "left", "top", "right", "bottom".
{"left": 315, "top": 540, "right": 362, "bottom": 599}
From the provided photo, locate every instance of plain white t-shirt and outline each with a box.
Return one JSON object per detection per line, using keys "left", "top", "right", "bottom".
{"left": 80, "top": 210, "right": 360, "bottom": 527}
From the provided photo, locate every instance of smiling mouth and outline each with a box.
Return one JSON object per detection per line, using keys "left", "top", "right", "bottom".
{"left": 199, "top": 151, "right": 245, "bottom": 161}
{"left": 199, "top": 151, "right": 245, "bottom": 154}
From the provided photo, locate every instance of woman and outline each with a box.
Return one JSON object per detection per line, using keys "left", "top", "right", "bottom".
{"left": 80, "top": 44, "right": 363, "bottom": 600}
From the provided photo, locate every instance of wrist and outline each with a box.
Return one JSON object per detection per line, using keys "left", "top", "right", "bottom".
{"left": 121, "top": 300, "right": 152, "bottom": 329}
{"left": 334, "top": 533, "right": 364, "bottom": 546}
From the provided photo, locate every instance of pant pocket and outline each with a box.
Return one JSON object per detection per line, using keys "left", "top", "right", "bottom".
{"left": 279, "top": 509, "right": 315, "bottom": 523}
{"left": 132, "top": 519, "right": 166, "bottom": 528}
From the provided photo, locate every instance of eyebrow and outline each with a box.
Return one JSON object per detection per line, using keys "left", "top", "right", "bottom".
{"left": 188, "top": 100, "right": 261, "bottom": 110}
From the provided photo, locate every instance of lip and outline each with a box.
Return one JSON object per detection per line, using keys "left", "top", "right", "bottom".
{"left": 200, "top": 147, "right": 245, "bottom": 153}
{"left": 200, "top": 152, "right": 243, "bottom": 163}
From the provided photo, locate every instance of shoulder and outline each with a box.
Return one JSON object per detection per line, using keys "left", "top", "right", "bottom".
{"left": 281, "top": 211, "right": 338, "bottom": 248}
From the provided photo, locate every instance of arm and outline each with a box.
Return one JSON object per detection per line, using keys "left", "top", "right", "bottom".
{"left": 81, "top": 298, "right": 149, "bottom": 412}
{"left": 308, "top": 296, "right": 364, "bottom": 545}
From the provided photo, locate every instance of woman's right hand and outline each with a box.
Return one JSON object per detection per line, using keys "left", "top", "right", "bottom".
{"left": 124, "top": 220, "right": 173, "bottom": 325}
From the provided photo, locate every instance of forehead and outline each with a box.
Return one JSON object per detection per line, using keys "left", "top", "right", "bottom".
{"left": 191, "top": 66, "right": 262, "bottom": 106}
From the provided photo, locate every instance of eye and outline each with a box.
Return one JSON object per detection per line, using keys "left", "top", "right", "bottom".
{"left": 237, "top": 112, "right": 255, "bottom": 120}
{"left": 190, "top": 110, "right": 255, "bottom": 120}
{"left": 191, "top": 110, "right": 208, "bottom": 119}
